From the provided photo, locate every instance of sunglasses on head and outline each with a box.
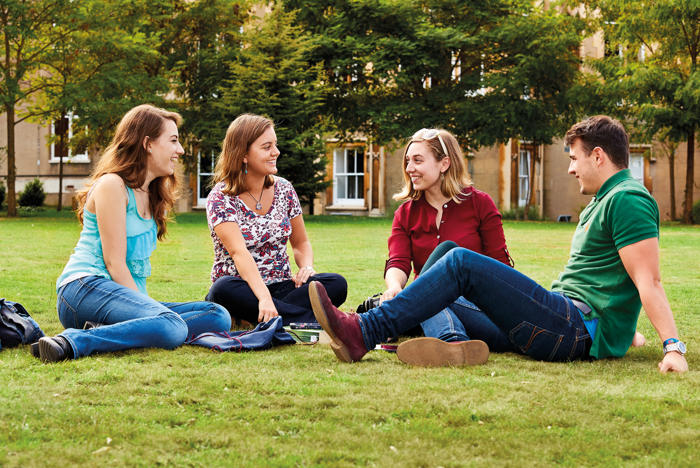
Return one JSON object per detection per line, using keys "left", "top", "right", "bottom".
{"left": 407, "top": 128, "right": 448, "bottom": 157}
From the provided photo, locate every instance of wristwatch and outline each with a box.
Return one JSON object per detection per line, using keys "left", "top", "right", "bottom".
{"left": 663, "top": 338, "right": 687, "bottom": 355}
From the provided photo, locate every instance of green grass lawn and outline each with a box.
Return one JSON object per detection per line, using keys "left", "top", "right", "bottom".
{"left": 1, "top": 210, "right": 698, "bottom": 467}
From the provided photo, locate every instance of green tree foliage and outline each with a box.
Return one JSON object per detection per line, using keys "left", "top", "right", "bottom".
{"left": 51, "top": 0, "right": 173, "bottom": 148}
{"left": 0, "top": 0, "right": 71, "bottom": 216}
{"left": 164, "top": 0, "right": 247, "bottom": 170}
{"left": 282, "top": 0, "right": 584, "bottom": 149}
{"left": 580, "top": 0, "right": 700, "bottom": 223}
{"left": 1, "top": 0, "right": 173, "bottom": 216}
{"left": 216, "top": 5, "right": 330, "bottom": 211}
{"left": 32, "top": 0, "right": 172, "bottom": 211}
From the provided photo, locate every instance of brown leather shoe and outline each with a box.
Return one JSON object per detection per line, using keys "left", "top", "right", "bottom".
{"left": 397, "top": 337, "right": 489, "bottom": 367}
{"left": 309, "top": 281, "right": 367, "bottom": 362}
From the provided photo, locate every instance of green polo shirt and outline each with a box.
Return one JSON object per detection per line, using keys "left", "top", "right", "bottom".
{"left": 551, "top": 169, "right": 659, "bottom": 359}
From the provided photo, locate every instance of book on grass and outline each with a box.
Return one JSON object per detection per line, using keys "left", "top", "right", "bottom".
{"left": 283, "top": 326, "right": 330, "bottom": 344}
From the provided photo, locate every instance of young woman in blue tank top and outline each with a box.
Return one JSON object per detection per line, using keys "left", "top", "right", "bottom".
{"left": 35, "top": 104, "right": 231, "bottom": 362}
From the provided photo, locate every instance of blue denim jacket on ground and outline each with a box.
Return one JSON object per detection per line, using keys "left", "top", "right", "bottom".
{"left": 0, "top": 298, "right": 45, "bottom": 350}
{"left": 185, "top": 316, "right": 295, "bottom": 352}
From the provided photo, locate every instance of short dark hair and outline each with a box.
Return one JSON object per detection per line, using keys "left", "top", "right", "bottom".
{"left": 565, "top": 115, "right": 629, "bottom": 168}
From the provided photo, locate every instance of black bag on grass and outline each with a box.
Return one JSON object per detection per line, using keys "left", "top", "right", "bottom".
{"left": 0, "top": 298, "right": 45, "bottom": 351}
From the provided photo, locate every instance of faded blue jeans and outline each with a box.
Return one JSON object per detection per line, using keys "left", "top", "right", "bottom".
{"left": 57, "top": 275, "right": 231, "bottom": 359}
{"left": 419, "top": 241, "right": 515, "bottom": 352}
{"left": 420, "top": 297, "right": 515, "bottom": 352}
{"left": 361, "top": 248, "right": 592, "bottom": 362}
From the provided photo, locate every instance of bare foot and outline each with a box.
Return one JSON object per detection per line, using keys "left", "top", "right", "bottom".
{"left": 632, "top": 331, "right": 646, "bottom": 347}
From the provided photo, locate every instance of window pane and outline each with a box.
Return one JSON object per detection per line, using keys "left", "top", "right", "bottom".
{"left": 519, "top": 151, "right": 530, "bottom": 177}
{"left": 346, "top": 149, "right": 355, "bottom": 173}
{"left": 629, "top": 154, "right": 644, "bottom": 182}
{"left": 337, "top": 176, "right": 347, "bottom": 199}
{"left": 54, "top": 117, "right": 69, "bottom": 158}
{"left": 334, "top": 149, "right": 344, "bottom": 175}
{"left": 200, "top": 152, "right": 214, "bottom": 174}
{"left": 520, "top": 179, "right": 528, "bottom": 195}
{"left": 347, "top": 175, "right": 356, "bottom": 199}
{"left": 356, "top": 148, "right": 364, "bottom": 173}
{"left": 199, "top": 176, "right": 212, "bottom": 199}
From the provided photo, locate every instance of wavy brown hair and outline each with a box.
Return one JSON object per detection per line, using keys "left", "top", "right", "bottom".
{"left": 393, "top": 128, "right": 472, "bottom": 203}
{"left": 76, "top": 104, "right": 182, "bottom": 240}
{"left": 213, "top": 114, "right": 275, "bottom": 195}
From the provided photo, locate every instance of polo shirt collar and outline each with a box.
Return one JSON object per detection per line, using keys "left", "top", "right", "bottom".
{"left": 596, "top": 169, "right": 632, "bottom": 201}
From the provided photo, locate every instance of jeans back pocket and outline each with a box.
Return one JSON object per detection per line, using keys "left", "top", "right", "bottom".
{"left": 509, "top": 321, "right": 564, "bottom": 361}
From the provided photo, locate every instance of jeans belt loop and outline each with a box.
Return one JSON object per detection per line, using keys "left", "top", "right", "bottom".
{"left": 569, "top": 298, "right": 592, "bottom": 316}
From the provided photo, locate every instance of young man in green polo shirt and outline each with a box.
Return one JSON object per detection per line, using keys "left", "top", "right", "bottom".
{"left": 309, "top": 115, "right": 688, "bottom": 373}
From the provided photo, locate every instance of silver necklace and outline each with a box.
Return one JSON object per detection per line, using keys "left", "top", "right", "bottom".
{"left": 247, "top": 187, "right": 264, "bottom": 210}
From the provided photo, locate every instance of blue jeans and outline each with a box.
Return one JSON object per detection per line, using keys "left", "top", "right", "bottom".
{"left": 361, "top": 248, "right": 592, "bottom": 362}
{"left": 57, "top": 276, "right": 231, "bottom": 359}
{"left": 418, "top": 241, "right": 515, "bottom": 352}
{"left": 421, "top": 297, "right": 515, "bottom": 352}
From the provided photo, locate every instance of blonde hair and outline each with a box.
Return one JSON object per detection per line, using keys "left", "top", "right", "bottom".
{"left": 76, "top": 104, "right": 182, "bottom": 240}
{"left": 393, "top": 128, "right": 472, "bottom": 202}
{"left": 213, "top": 114, "right": 275, "bottom": 195}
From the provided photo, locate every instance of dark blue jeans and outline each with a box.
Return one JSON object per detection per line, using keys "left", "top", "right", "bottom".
{"left": 419, "top": 241, "right": 515, "bottom": 352}
{"left": 360, "top": 248, "right": 592, "bottom": 361}
{"left": 207, "top": 273, "right": 347, "bottom": 326}
{"left": 420, "top": 297, "right": 515, "bottom": 352}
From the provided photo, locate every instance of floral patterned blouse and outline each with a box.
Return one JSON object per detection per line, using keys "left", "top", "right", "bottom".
{"left": 206, "top": 176, "right": 303, "bottom": 285}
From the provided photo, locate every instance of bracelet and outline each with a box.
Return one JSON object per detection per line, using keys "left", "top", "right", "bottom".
{"left": 302, "top": 266, "right": 314, "bottom": 271}
{"left": 663, "top": 338, "right": 679, "bottom": 347}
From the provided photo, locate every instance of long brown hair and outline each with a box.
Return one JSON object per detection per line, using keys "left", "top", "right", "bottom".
{"left": 393, "top": 128, "right": 472, "bottom": 202}
{"left": 213, "top": 113, "right": 275, "bottom": 195}
{"left": 76, "top": 104, "right": 182, "bottom": 240}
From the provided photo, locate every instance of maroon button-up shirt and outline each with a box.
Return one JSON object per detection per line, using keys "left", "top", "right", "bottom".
{"left": 385, "top": 187, "right": 511, "bottom": 278}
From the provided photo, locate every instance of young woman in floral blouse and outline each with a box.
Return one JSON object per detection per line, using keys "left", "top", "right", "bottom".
{"left": 206, "top": 114, "right": 347, "bottom": 325}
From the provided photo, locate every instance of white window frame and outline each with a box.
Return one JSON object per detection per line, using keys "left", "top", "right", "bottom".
{"left": 333, "top": 147, "right": 365, "bottom": 207}
{"left": 518, "top": 149, "right": 531, "bottom": 207}
{"left": 49, "top": 112, "right": 89, "bottom": 164}
{"left": 196, "top": 149, "right": 216, "bottom": 207}
{"left": 629, "top": 153, "right": 644, "bottom": 184}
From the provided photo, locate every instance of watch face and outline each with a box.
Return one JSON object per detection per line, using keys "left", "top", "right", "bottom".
{"left": 665, "top": 342, "right": 686, "bottom": 355}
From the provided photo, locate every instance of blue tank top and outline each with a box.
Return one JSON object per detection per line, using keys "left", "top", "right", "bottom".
{"left": 56, "top": 185, "right": 157, "bottom": 295}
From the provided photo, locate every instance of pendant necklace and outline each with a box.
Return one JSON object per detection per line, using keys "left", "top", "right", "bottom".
{"left": 247, "top": 187, "right": 264, "bottom": 210}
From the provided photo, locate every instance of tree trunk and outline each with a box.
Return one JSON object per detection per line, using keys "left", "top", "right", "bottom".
{"left": 524, "top": 147, "right": 536, "bottom": 220}
{"left": 683, "top": 128, "right": 695, "bottom": 224}
{"left": 5, "top": 104, "right": 16, "bottom": 217}
{"left": 669, "top": 149, "right": 676, "bottom": 221}
{"left": 57, "top": 118, "right": 64, "bottom": 211}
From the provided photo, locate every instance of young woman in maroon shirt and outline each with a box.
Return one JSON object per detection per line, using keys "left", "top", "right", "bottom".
{"left": 382, "top": 128, "right": 516, "bottom": 364}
